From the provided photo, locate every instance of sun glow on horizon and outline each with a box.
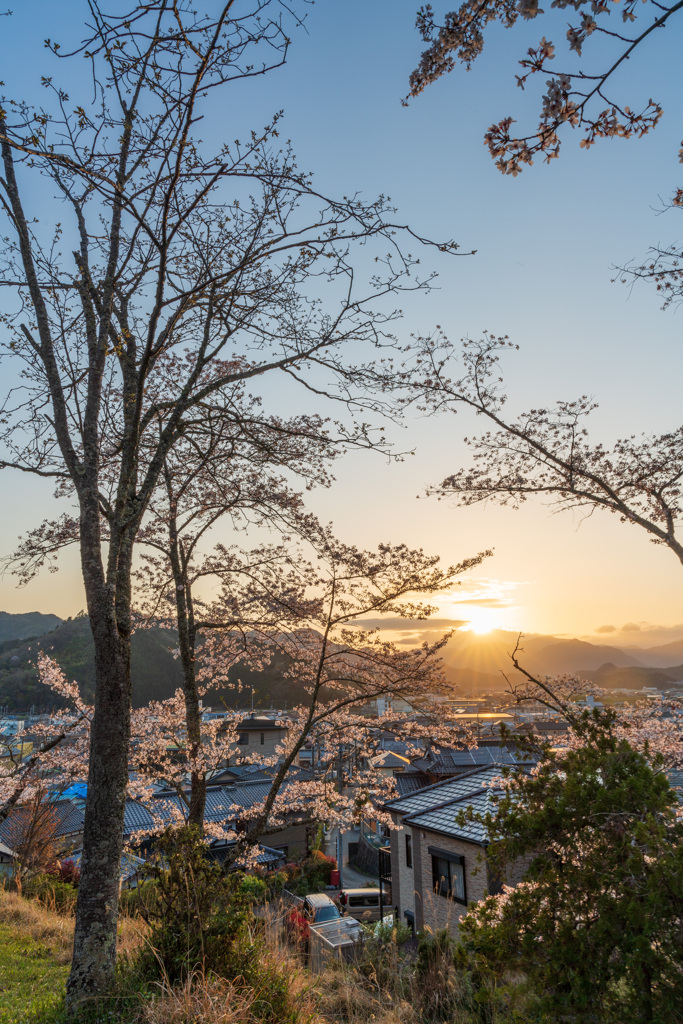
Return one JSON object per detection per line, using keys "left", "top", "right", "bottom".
{"left": 461, "top": 607, "right": 500, "bottom": 635}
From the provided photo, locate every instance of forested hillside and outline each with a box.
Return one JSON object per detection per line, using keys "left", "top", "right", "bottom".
{"left": 0, "top": 614, "right": 334, "bottom": 711}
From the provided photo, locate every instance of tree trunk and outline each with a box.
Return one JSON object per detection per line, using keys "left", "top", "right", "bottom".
{"left": 66, "top": 607, "right": 131, "bottom": 1003}
{"left": 66, "top": 489, "right": 134, "bottom": 1005}
{"left": 66, "top": 606, "right": 132, "bottom": 999}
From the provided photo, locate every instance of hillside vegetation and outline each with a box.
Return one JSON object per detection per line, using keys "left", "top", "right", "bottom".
{"left": 0, "top": 614, "right": 335, "bottom": 712}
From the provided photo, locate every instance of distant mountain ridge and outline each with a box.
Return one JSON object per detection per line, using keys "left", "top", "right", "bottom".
{"left": 0, "top": 610, "right": 62, "bottom": 644}
{"left": 440, "top": 629, "right": 683, "bottom": 692}
{"left": 0, "top": 612, "right": 337, "bottom": 712}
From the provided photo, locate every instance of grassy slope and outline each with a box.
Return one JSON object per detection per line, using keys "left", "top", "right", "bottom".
{"left": 0, "top": 922, "right": 69, "bottom": 1024}
{"left": 0, "top": 892, "right": 73, "bottom": 1023}
{"left": 0, "top": 890, "right": 145, "bottom": 1024}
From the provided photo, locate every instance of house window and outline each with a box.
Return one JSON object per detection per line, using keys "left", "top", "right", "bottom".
{"left": 260, "top": 732, "right": 265, "bottom": 745}
{"left": 405, "top": 833, "right": 413, "bottom": 869}
{"left": 238, "top": 732, "right": 249, "bottom": 745}
{"left": 429, "top": 846, "right": 466, "bottom": 904}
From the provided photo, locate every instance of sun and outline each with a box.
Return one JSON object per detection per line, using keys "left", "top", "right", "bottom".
{"left": 463, "top": 608, "right": 498, "bottom": 634}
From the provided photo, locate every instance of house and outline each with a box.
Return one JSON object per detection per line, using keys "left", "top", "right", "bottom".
{"left": 384, "top": 764, "right": 530, "bottom": 938}
{"left": 234, "top": 715, "right": 289, "bottom": 756}
{"left": 0, "top": 839, "right": 16, "bottom": 875}
{"left": 124, "top": 776, "right": 309, "bottom": 858}
{"left": 368, "top": 750, "right": 411, "bottom": 776}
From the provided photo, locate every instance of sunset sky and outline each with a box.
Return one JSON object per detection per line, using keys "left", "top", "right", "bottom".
{"left": 0, "top": 1, "right": 681, "bottom": 648}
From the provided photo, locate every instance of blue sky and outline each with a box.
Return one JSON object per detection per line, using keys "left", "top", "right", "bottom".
{"left": 1, "top": 1, "right": 682, "bottom": 644}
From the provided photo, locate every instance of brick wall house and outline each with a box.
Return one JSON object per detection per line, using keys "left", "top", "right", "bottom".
{"left": 385, "top": 764, "right": 529, "bottom": 938}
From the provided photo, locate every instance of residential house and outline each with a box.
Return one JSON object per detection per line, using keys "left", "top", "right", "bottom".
{"left": 234, "top": 715, "right": 289, "bottom": 756}
{"left": 385, "top": 764, "right": 530, "bottom": 938}
{"left": 0, "top": 839, "right": 16, "bottom": 876}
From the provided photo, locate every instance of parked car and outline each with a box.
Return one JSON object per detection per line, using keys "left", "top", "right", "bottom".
{"left": 301, "top": 892, "right": 342, "bottom": 924}
{"left": 338, "top": 887, "right": 383, "bottom": 922}
{"left": 286, "top": 892, "right": 341, "bottom": 946}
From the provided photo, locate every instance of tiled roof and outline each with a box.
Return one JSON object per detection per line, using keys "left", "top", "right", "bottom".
{"left": 667, "top": 768, "right": 683, "bottom": 797}
{"left": 411, "top": 746, "right": 534, "bottom": 774}
{"left": 123, "top": 801, "right": 157, "bottom": 835}
{"left": 394, "top": 772, "right": 431, "bottom": 797}
{"left": 238, "top": 718, "right": 288, "bottom": 730}
{"left": 405, "top": 787, "right": 496, "bottom": 845}
{"left": 0, "top": 799, "right": 84, "bottom": 846}
{"left": 384, "top": 764, "right": 504, "bottom": 815}
{"left": 369, "top": 750, "right": 411, "bottom": 768}
{"left": 68, "top": 848, "right": 146, "bottom": 884}
{"left": 208, "top": 841, "right": 286, "bottom": 868}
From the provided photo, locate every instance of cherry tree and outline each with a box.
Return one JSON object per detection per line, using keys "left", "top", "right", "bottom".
{"left": 408, "top": 0, "right": 683, "bottom": 175}
{"left": 138, "top": 529, "right": 491, "bottom": 852}
{"left": 0, "top": 654, "right": 90, "bottom": 827}
{"left": 0, "top": 0, "right": 463, "bottom": 999}
{"left": 407, "top": 333, "right": 683, "bottom": 565}
{"left": 134, "top": 404, "right": 345, "bottom": 829}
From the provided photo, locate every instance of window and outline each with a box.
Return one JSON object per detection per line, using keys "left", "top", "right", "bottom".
{"left": 238, "top": 732, "right": 249, "bottom": 745}
{"left": 405, "top": 833, "right": 413, "bottom": 869}
{"left": 429, "top": 847, "right": 466, "bottom": 904}
{"left": 260, "top": 732, "right": 265, "bottom": 745}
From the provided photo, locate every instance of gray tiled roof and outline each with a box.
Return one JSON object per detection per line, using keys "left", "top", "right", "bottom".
{"left": 208, "top": 841, "right": 286, "bottom": 867}
{"left": 394, "top": 772, "right": 431, "bottom": 797}
{"left": 384, "top": 764, "right": 504, "bottom": 815}
{"left": 123, "top": 801, "right": 157, "bottom": 835}
{"left": 405, "top": 787, "right": 496, "bottom": 845}
{"left": 0, "top": 799, "right": 84, "bottom": 846}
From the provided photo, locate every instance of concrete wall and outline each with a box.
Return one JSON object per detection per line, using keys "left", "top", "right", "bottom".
{"left": 391, "top": 812, "right": 418, "bottom": 925}
{"left": 235, "top": 726, "right": 287, "bottom": 757}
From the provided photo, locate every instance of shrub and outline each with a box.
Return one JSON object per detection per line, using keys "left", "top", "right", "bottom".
{"left": 131, "top": 824, "right": 294, "bottom": 998}
{"left": 52, "top": 858, "right": 80, "bottom": 887}
{"left": 19, "top": 874, "right": 78, "bottom": 915}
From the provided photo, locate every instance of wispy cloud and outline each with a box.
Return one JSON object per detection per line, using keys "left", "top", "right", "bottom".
{"left": 589, "top": 621, "right": 683, "bottom": 646}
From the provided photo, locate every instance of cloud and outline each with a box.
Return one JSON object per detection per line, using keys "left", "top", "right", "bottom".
{"left": 587, "top": 621, "right": 683, "bottom": 647}
{"left": 350, "top": 617, "right": 467, "bottom": 630}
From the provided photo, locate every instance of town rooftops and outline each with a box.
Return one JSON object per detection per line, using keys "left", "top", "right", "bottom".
{"left": 411, "top": 744, "right": 536, "bottom": 775}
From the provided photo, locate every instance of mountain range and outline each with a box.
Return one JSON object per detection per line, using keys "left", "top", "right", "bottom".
{"left": 1, "top": 613, "right": 683, "bottom": 710}
{"left": 440, "top": 630, "right": 683, "bottom": 692}
{"left": 0, "top": 612, "right": 338, "bottom": 712}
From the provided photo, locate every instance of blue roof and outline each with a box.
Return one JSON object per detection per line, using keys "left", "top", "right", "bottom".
{"left": 60, "top": 783, "right": 88, "bottom": 801}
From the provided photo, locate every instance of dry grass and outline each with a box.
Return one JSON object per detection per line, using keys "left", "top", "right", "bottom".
{"left": 133, "top": 951, "right": 323, "bottom": 1024}
{"left": 135, "top": 972, "right": 258, "bottom": 1023}
{"left": 0, "top": 887, "right": 146, "bottom": 965}
{"left": 0, "top": 888, "right": 74, "bottom": 965}
{"left": 315, "top": 964, "right": 418, "bottom": 1024}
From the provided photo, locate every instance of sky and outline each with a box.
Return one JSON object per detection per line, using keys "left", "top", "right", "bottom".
{"left": 0, "top": 1, "right": 682, "bottom": 648}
